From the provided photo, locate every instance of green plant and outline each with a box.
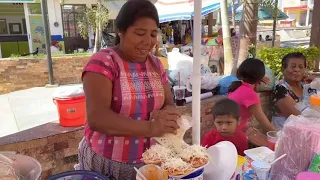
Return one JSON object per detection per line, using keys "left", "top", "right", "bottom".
{"left": 257, "top": 47, "right": 320, "bottom": 76}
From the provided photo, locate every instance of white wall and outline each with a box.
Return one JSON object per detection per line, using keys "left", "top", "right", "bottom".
{"left": 0, "top": 15, "right": 26, "bottom": 35}
{"left": 47, "top": 0, "right": 63, "bottom": 36}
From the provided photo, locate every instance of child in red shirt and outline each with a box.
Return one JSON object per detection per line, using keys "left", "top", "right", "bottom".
{"left": 201, "top": 99, "right": 248, "bottom": 156}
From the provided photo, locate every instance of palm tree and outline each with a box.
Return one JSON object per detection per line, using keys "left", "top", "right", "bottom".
{"left": 236, "top": 0, "right": 259, "bottom": 67}
{"left": 77, "top": 0, "right": 109, "bottom": 53}
{"left": 220, "top": 0, "right": 234, "bottom": 75}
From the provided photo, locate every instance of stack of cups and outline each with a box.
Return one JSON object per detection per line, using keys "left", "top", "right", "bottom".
{"left": 251, "top": 161, "right": 271, "bottom": 180}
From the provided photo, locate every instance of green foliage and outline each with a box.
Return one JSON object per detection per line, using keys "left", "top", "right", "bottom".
{"left": 212, "top": 32, "right": 219, "bottom": 37}
{"left": 257, "top": 47, "right": 320, "bottom": 76}
{"left": 77, "top": 1, "right": 109, "bottom": 40}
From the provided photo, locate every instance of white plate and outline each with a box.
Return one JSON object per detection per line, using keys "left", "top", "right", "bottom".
{"left": 244, "top": 146, "right": 275, "bottom": 163}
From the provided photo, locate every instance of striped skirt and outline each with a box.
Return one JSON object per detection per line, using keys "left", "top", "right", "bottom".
{"left": 78, "top": 138, "right": 144, "bottom": 180}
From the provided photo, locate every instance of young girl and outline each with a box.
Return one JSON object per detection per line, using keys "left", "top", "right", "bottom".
{"left": 228, "top": 58, "right": 275, "bottom": 133}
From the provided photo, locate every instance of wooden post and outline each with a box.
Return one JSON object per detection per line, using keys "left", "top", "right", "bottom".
{"left": 208, "top": 12, "right": 214, "bottom": 37}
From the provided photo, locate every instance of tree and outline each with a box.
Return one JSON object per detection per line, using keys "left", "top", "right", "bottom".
{"left": 77, "top": 0, "right": 109, "bottom": 53}
{"left": 237, "top": 0, "right": 259, "bottom": 67}
{"left": 310, "top": 0, "right": 320, "bottom": 72}
{"left": 231, "top": 0, "right": 236, "bottom": 27}
{"left": 220, "top": 0, "right": 234, "bottom": 75}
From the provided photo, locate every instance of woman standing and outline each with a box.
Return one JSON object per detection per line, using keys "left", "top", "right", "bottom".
{"left": 228, "top": 58, "right": 275, "bottom": 133}
{"left": 271, "top": 52, "right": 313, "bottom": 130}
{"left": 78, "top": 0, "right": 180, "bottom": 179}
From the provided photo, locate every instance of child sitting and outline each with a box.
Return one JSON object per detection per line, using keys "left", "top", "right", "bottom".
{"left": 201, "top": 98, "right": 248, "bottom": 156}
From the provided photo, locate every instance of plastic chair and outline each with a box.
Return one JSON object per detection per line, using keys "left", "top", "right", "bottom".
{"left": 47, "top": 170, "right": 110, "bottom": 180}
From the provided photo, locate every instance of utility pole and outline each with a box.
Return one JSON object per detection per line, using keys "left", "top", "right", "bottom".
{"left": 272, "top": 0, "right": 278, "bottom": 47}
{"left": 41, "top": 0, "right": 54, "bottom": 85}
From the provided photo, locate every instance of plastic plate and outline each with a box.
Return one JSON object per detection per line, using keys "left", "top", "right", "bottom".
{"left": 244, "top": 146, "right": 275, "bottom": 163}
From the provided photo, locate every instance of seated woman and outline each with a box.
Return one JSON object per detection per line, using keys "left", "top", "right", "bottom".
{"left": 271, "top": 52, "right": 313, "bottom": 130}
{"left": 228, "top": 58, "right": 276, "bottom": 133}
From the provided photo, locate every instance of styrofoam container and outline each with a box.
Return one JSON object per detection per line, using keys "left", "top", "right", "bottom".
{"left": 244, "top": 147, "right": 275, "bottom": 163}
{"left": 230, "top": 155, "right": 247, "bottom": 180}
{"left": 169, "top": 168, "right": 204, "bottom": 180}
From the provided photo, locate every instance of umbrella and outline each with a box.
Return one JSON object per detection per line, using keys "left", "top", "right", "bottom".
{"left": 155, "top": 0, "right": 220, "bottom": 23}
{"left": 235, "top": 6, "right": 288, "bottom": 21}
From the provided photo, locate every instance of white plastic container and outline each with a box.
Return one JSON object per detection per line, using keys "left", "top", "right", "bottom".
{"left": 0, "top": 152, "right": 42, "bottom": 180}
{"left": 252, "top": 161, "right": 271, "bottom": 180}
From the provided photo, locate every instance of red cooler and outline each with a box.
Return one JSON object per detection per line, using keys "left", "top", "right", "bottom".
{"left": 53, "top": 85, "right": 86, "bottom": 127}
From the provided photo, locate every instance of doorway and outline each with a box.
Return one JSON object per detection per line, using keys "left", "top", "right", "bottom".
{"left": 61, "top": 4, "right": 88, "bottom": 53}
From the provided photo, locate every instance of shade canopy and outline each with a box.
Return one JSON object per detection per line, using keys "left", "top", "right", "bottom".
{"left": 104, "top": 0, "right": 221, "bottom": 22}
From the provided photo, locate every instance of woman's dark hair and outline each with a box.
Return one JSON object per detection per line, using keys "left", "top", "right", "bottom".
{"left": 230, "top": 28, "right": 236, "bottom": 37}
{"left": 281, "top": 52, "right": 307, "bottom": 71}
{"left": 228, "top": 58, "right": 265, "bottom": 93}
{"left": 114, "top": 0, "right": 160, "bottom": 45}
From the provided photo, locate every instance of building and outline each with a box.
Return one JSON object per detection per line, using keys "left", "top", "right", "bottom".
{"left": 0, "top": 0, "right": 121, "bottom": 58}
{"left": 279, "top": 0, "right": 314, "bottom": 26}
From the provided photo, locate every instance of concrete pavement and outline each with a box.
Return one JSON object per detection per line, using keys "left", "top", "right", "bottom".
{"left": 0, "top": 84, "right": 81, "bottom": 137}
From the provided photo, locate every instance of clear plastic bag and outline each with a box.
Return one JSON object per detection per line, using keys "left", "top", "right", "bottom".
{"left": 270, "top": 115, "right": 320, "bottom": 180}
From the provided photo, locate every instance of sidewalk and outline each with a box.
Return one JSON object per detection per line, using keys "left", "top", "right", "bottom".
{"left": 0, "top": 84, "right": 81, "bottom": 138}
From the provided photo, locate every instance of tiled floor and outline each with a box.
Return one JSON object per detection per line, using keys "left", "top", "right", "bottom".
{"left": 0, "top": 84, "right": 82, "bottom": 137}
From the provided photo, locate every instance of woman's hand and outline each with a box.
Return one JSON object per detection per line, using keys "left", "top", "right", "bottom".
{"left": 149, "top": 108, "right": 181, "bottom": 137}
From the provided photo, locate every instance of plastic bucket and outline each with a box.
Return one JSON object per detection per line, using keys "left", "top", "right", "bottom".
{"left": 47, "top": 170, "right": 109, "bottom": 180}
{"left": 230, "top": 155, "right": 247, "bottom": 180}
{"left": 53, "top": 96, "right": 86, "bottom": 127}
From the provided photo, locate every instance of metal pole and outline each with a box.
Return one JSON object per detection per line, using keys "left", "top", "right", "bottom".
{"left": 192, "top": 0, "right": 202, "bottom": 145}
{"left": 41, "top": 0, "right": 54, "bottom": 85}
{"left": 272, "top": 0, "right": 278, "bottom": 47}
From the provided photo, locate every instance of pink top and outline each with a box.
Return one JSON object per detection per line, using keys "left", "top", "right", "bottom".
{"left": 227, "top": 82, "right": 260, "bottom": 131}
{"left": 82, "top": 48, "right": 168, "bottom": 163}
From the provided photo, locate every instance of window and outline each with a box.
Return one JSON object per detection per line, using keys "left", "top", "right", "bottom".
{"left": 0, "top": 19, "right": 7, "bottom": 34}
{"left": 62, "top": 4, "right": 86, "bottom": 38}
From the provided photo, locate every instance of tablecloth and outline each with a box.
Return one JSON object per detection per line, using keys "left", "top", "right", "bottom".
{"left": 243, "top": 158, "right": 271, "bottom": 180}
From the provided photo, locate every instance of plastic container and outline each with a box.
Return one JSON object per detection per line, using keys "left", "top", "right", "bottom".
{"left": 53, "top": 85, "right": 86, "bottom": 127}
{"left": 230, "top": 155, "right": 246, "bottom": 180}
{"left": 47, "top": 170, "right": 109, "bottom": 180}
{"left": 309, "top": 94, "right": 320, "bottom": 111}
{"left": 169, "top": 168, "right": 204, "bottom": 180}
{"left": 267, "top": 131, "right": 278, "bottom": 151}
{"left": 0, "top": 152, "right": 42, "bottom": 180}
{"left": 251, "top": 161, "right": 271, "bottom": 180}
{"left": 136, "top": 164, "right": 167, "bottom": 180}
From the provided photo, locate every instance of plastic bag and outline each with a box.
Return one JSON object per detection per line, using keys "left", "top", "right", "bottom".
{"left": 201, "top": 73, "right": 221, "bottom": 90}
{"left": 217, "top": 75, "right": 239, "bottom": 95}
{"left": 271, "top": 115, "right": 320, "bottom": 180}
{"left": 256, "top": 65, "right": 275, "bottom": 92}
{"left": 53, "top": 84, "right": 84, "bottom": 99}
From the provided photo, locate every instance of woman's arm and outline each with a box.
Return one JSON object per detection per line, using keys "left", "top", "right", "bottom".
{"left": 276, "top": 97, "right": 301, "bottom": 118}
{"left": 84, "top": 72, "right": 178, "bottom": 137}
{"left": 162, "top": 83, "right": 175, "bottom": 108}
{"left": 248, "top": 104, "right": 276, "bottom": 132}
{"left": 273, "top": 84, "right": 301, "bottom": 118}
